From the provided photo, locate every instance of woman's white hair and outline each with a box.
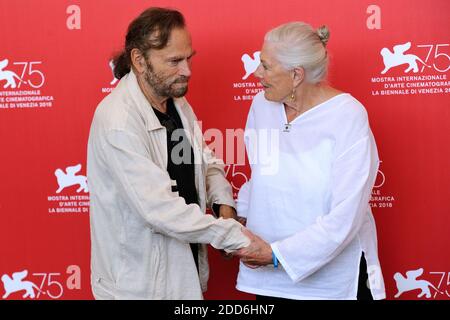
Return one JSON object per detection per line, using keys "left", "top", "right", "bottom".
{"left": 265, "top": 22, "right": 330, "bottom": 84}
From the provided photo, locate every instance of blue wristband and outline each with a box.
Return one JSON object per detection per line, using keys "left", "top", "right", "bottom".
{"left": 272, "top": 251, "right": 278, "bottom": 268}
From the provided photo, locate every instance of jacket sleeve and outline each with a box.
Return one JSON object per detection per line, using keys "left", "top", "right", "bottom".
{"left": 203, "top": 145, "right": 236, "bottom": 209}
{"left": 271, "top": 133, "right": 379, "bottom": 282}
{"left": 104, "top": 128, "right": 250, "bottom": 251}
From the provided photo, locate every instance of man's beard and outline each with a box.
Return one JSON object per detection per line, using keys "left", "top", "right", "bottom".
{"left": 144, "top": 61, "right": 189, "bottom": 98}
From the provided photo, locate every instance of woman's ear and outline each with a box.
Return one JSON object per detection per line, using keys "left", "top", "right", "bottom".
{"left": 292, "top": 67, "right": 305, "bottom": 88}
{"left": 131, "top": 48, "right": 147, "bottom": 74}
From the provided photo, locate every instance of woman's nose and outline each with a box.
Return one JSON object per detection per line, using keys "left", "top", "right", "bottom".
{"left": 254, "top": 63, "right": 263, "bottom": 78}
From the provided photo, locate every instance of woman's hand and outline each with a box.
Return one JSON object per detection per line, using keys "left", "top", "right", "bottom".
{"left": 234, "top": 228, "right": 273, "bottom": 268}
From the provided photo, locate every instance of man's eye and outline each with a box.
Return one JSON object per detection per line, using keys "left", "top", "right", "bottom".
{"left": 170, "top": 60, "right": 181, "bottom": 65}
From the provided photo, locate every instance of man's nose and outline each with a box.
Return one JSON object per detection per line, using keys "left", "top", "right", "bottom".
{"left": 179, "top": 60, "right": 192, "bottom": 78}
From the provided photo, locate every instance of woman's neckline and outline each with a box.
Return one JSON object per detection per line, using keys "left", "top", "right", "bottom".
{"left": 281, "top": 92, "right": 349, "bottom": 126}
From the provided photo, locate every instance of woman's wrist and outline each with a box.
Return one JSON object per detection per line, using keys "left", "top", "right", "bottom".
{"left": 272, "top": 251, "right": 278, "bottom": 268}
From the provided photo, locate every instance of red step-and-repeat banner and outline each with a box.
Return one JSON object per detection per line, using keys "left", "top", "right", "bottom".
{"left": 0, "top": 0, "right": 449, "bottom": 300}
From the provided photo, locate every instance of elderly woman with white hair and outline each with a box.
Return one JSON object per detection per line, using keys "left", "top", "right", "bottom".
{"left": 234, "top": 22, "right": 386, "bottom": 300}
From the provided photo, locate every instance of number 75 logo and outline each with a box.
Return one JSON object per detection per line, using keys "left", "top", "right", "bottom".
{"left": 0, "top": 58, "right": 45, "bottom": 89}
{"left": 2, "top": 265, "right": 81, "bottom": 299}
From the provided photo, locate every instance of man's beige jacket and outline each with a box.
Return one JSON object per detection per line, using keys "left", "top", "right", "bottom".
{"left": 87, "top": 70, "right": 250, "bottom": 299}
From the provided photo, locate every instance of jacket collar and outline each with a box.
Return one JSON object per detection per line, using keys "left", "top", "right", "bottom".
{"left": 123, "top": 69, "right": 188, "bottom": 132}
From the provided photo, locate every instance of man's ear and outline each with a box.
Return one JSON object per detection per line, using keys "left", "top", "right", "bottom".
{"left": 292, "top": 67, "right": 305, "bottom": 88}
{"left": 131, "top": 48, "right": 147, "bottom": 74}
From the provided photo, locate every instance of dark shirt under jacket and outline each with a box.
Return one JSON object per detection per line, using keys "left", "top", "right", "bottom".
{"left": 152, "top": 98, "right": 199, "bottom": 272}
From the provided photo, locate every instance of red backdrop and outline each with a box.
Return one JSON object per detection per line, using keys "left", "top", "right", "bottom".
{"left": 0, "top": 0, "right": 449, "bottom": 300}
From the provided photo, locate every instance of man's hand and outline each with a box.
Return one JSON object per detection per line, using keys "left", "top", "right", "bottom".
{"left": 218, "top": 204, "right": 237, "bottom": 220}
{"left": 236, "top": 217, "right": 247, "bottom": 226}
{"left": 233, "top": 228, "right": 273, "bottom": 268}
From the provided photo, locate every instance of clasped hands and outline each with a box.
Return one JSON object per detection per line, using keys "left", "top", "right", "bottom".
{"left": 218, "top": 205, "right": 273, "bottom": 268}
{"left": 233, "top": 228, "right": 273, "bottom": 268}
